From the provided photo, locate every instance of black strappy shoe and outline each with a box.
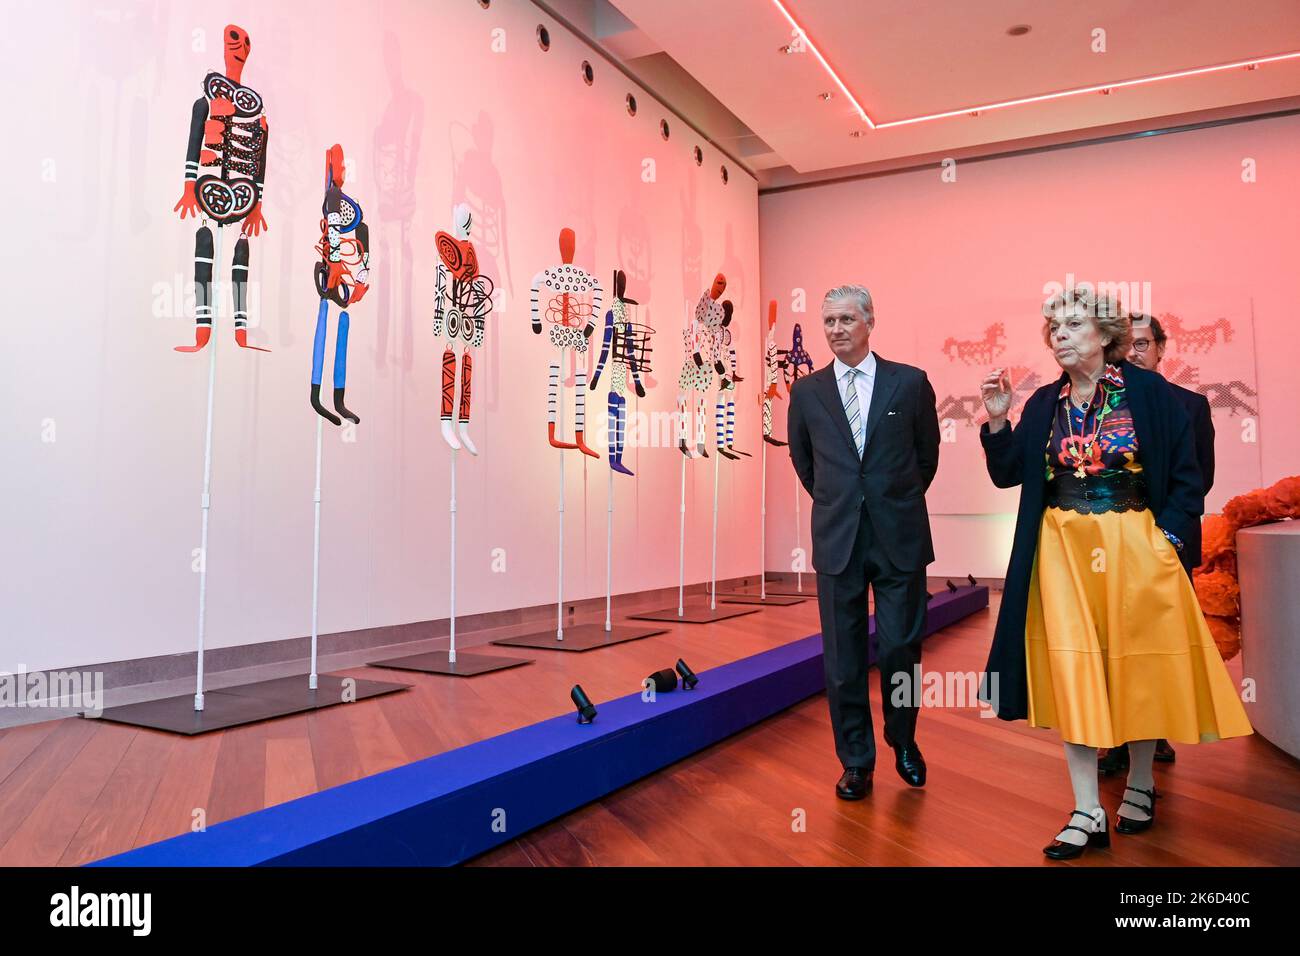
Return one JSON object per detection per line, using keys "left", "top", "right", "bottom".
{"left": 1116, "top": 785, "right": 1156, "bottom": 834}
{"left": 1043, "top": 808, "right": 1109, "bottom": 860}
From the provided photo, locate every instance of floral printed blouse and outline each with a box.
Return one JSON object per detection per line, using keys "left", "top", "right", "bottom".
{"left": 1041, "top": 362, "right": 1184, "bottom": 551}
{"left": 1044, "top": 362, "right": 1143, "bottom": 481}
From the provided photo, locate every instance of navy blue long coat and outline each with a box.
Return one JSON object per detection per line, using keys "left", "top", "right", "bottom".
{"left": 977, "top": 359, "right": 1206, "bottom": 721}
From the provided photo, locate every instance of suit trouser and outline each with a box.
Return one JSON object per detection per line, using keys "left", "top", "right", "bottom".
{"left": 817, "top": 502, "right": 928, "bottom": 771}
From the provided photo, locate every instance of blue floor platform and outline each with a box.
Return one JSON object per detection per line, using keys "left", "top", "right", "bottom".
{"left": 91, "top": 585, "right": 989, "bottom": 867}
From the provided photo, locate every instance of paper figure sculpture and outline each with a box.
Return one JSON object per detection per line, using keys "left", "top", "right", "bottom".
{"left": 173, "top": 24, "right": 270, "bottom": 353}
{"left": 433, "top": 203, "right": 495, "bottom": 454}
{"left": 760, "top": 300, "right": 788, "bottom": 447}
{"left": 530, "top": 229, "right": 603, "bottom": 457}
{"left": 713, "top": 299, "right": 750, "bottom": 460}
{"left": 677, "top": 275, "right": 727, "bottom": 459}
{"left": 310, "top": 144, "right": 370, "bottom": 425}
{"left": 778, "top": 321, "right": 815, "bottom": 394}
{"left": 590, "top": 270, "right": 653, "bottom": 475}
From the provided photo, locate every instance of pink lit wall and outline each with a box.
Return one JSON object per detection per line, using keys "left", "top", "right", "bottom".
{"left": 759, "top": 112, "right": 1300, "bottom": 578}
{"left": 2, "top": 0, "right": 759, "bottom": 673}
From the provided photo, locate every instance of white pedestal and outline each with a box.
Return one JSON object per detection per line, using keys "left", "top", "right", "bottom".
{"left": 1238, "top": 521, "right": 1300, "bottom": 760}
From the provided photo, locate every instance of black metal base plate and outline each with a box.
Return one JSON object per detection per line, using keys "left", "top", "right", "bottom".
{"left": 367, "top": 650, "right": 533, "bottom": 675}
{"left": 716, "top": 592, "right": 807, "bottom": 606}
{"left": 490, "top": 623, "right": 668, "bottom": 652}
{"left": 89, "top": 674, "right": 409, "bottom": 736}
{"left": 625, "top": 604, "right": 762, "bottom": 624}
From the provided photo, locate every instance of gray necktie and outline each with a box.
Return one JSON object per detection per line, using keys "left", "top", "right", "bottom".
{"left": 842, "top": 368, "right": 864, "bottom": 457}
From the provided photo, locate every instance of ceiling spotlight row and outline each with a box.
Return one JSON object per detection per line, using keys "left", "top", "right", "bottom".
{"left": 531, "top": 17, "right": 728, "bottom": 182}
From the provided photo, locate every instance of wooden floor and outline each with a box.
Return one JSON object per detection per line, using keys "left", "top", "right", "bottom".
{"left": 2, "top": 592, "right": 1296, "bottom": 867}
{"left": 471, "top": 596, "right": 1300, "bottom": 867}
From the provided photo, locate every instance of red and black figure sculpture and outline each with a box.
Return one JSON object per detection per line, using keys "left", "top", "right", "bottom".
{"left": 530, "top": 229, "right": 603, "bottom": 458}
{"left": 310, "top": 144, "right": 370, "bottom": 425}
{"left": 173, "top": 24, "right": 270, "bottom": 353}
{"left": 433, "top": 203, "right": 495, "bottom": 455}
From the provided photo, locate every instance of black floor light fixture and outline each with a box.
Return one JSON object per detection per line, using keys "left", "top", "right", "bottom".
{"left": 675, "top": 659, "right": 699, "bottom": 690}
{"left": 570, "top": 684, "right": 597, "bottom": 724}
{"left": 644, "top": 669, "right": 678, "bottom": 693}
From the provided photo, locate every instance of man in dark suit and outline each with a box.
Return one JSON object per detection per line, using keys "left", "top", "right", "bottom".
{"left": 787, "top": 285, "right": 941, "bottom": 800}
{"left": 1098, "top": 312, "right": 1217, "bottom": 773}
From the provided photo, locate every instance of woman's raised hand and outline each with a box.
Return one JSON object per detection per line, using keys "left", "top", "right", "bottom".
{"left": 981, "top": 368, "right": 1013, "bottom": 426}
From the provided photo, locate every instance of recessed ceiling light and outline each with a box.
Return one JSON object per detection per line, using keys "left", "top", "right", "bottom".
{"left": 1007, "top": 24, "right": 1031, "bottom": 37}
{"left": 819, "top": 92, "right": 833, "bottom": 101}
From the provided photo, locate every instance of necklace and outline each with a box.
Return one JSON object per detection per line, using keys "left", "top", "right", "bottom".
{"left": 1064, "top": 378, "right": 1111, "bottom": 478}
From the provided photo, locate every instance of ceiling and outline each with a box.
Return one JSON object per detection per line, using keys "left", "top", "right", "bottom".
{"left": 565, "top": 0, "right": 1300, "bottom": 187}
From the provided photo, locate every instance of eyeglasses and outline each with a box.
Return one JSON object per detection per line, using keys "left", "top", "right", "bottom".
{"left": 1131, "top": 340, "right": 1151, "bottom": 352}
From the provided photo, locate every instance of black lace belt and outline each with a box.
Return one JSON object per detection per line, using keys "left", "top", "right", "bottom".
{"left": 1047, "top": 472, "right": 1149, "bottom": 514}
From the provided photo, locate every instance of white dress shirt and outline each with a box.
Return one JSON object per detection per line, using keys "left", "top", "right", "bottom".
{"left": 832, "top": 350, "right": 877, "bottom": 430}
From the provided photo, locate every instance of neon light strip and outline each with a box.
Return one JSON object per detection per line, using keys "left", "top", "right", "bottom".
{"left": 769, "top": 0, "right": 876, "bottom": 128}
{"left": 770, "top": 0, "right": 1300, "bottom": 131}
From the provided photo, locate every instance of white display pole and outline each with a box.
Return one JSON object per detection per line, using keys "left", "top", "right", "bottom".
{"left": 709, "top": 444, "right": 720, "bottom": 611}
{"left": 676, "top": 453, "right": 686, "bottom": 616}
{"left": 760, "top": 440, "right": 768, "bottom": 600}
{"left": 449, "top": 447, "right": 458, "bottom": 663}
{"left": 309, "top": 416, "right": 323, "bottom": 690}
{"left": 193, "top": 224, "right": 225, "bottom": 712}
{"left": 603, "top": 466, "right": 613, "bottom": 631}
{"left": 555, "top": 370, "right": 566, "bottom": 641}
{"left": 794, "top": 472, "right": 804, "bottom": 593}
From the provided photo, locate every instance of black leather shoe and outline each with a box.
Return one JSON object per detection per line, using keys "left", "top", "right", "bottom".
{"left": 884, "top": 730, "right": 926, "bottom": 787}
{"left": 835, "top": 767, "right": 872, "bottom": 800}
{"left": 1116, "top": 785, "right": 1156, "bottom": 834}
{"left": 1098, "top": 744, "right": 1130, "bottom": 776}
{"left": 1154, "top": 739, "right": 1177, "bottom": 763}
{"left": 1043, "top": 809, "right": 1109, "bottom": 860}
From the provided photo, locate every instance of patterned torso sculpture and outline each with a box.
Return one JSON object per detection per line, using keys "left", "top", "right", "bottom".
{"left": 712, "top": 299, "right": 749, "bottom": 460}
{"left": 590, "top": 270, "right": 652, "bottom": 475}
{"left": 530, "top": 228, "right": 603, "bottom": 457}
{"left": 433, "top": 203, "right": 495, "bottom": 455}
{"left": 760, "top": 300, "right": 787, "bottom": 447}
{"left": 676, "top": 275, "right": 727, "bottom": 458}
{"left": 173, "top": 24, "right": 270, "bottom": 353}
{"left": 310, "top": 144, "right": 370, "bottom": 425}
{"left": 778, "top": 322, "right": 815, "bottom": 394}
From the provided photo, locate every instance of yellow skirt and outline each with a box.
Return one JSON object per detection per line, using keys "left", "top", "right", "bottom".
{"left": 1025, "top": 505, "right": 1253, "bottom": 748}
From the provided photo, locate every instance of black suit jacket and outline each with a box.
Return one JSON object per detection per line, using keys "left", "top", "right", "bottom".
{"left": 787, "top": 355, "right": 941, "bottom": 574}
{"left": 977, "top": 359, "right": 1205, "bottom": 721}
{"left": 1171, "top": 381, "right": 1216, "bottom": 568}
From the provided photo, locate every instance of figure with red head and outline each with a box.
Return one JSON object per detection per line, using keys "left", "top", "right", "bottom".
{"left": 529, "top": 230, "right": 603, "bottom": 457}
{"left": 433, "top": 203, "right": 494, "bottom": 454}
{"left": 310, "top": 144, "right": 370, "bottom": 425}
{"left": 173, "top": 24, "right": 270, "bottom": 353}
{"left": 676, "top": 274, "right": 727, "bottom": 458}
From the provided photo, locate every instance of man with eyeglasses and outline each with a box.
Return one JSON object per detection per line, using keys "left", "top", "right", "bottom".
{"left": 1096, "top": 312, "right": 1217, "bottom": 774}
